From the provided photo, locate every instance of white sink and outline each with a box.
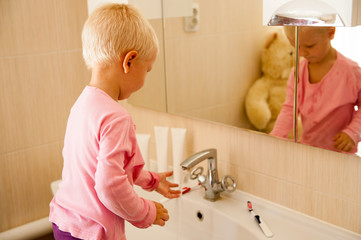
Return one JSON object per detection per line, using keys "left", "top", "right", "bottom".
{"left": 126, "top": 185, "right": 361, "bottom": 240}
{"left": 158, "top": 196, "right": 259, "bottom": 240}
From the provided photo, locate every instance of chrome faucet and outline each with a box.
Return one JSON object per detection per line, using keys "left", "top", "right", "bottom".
{"left": 180, "top": 148, "right": 236, "bottom": 201}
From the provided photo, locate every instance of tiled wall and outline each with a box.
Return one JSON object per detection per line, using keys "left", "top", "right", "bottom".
{"left": 0, "top": 0, "right": 90, "bottom": 231}
{"left": 123, "top": 102, "right": 361, "bottom": 234}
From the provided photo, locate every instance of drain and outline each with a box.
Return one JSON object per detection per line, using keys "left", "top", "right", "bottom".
{"left": 196, "top": 211, "right": 204, "bottom": 221}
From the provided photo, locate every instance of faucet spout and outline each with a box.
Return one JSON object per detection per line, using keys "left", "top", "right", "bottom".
{"left": 181, "top": 148, "right": 217, "bottom": 170}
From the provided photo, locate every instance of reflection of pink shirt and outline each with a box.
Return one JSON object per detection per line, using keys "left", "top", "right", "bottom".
{"left": 271, "top": 52, "right": 361, "bottom": 153}
{"left": 49, "top": 86, "right": 159, "bottom": 240}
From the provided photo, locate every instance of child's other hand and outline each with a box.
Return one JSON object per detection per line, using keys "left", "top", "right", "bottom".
{"left": 152, "top": 201, "right": 169, "bottom": 226}
{"left": 333, "top": 132, "right": 355, "bottom": 152}
{"left": 155, "top": 171, "right": 181, "bottom": 199}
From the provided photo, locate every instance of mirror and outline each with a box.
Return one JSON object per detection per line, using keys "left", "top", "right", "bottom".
{"left": 128, "top": 0, "right": 361, "bottom": 157}
{"left": 130, "top": 0, "right": 274, "bottom": 130}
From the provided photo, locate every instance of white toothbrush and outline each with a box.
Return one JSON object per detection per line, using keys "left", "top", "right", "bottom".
{"left": 247, "top": 201, "right": 274, "bottom": 238}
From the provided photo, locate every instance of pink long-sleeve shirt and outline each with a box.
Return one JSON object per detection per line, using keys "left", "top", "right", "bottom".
{"left": 271, "top": 51, "right": 361, "bottom": 152}
{"left": 49, "top": 86, "right": 159, "bottom": 240}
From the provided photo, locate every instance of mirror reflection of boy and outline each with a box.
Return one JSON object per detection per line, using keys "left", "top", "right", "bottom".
{"left": 271, "top": 26, "right": 361, "bottom": 153}
{"left": 49, "top": 4, "right": 180, "bottom": 240}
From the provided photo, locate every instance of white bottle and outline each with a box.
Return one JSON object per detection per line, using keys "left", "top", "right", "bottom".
{"left": 154, "top": 126, "right": 169, "bottom": 172}
{"left": 171, "top": 128, "right": 187, "bottom": 185}
{"left": 136, "top": 134, "right": 151, "bottom": 170}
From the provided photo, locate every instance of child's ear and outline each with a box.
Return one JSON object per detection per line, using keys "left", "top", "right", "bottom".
{"left": 328, "top": 27, "right": 336, "bottom": 40}
{"left": 122, "top": 50, "right": 138, "bottom": 74}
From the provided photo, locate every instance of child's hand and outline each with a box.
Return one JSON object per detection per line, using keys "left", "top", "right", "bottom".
{"left": 152, "top": 201, "right": 169, "bottom": 226}
{"left": 333, "top": 132, "right": 355, "bottom": 152}
{"left": 155, "top": 171, "right": 181, "bottom": 199}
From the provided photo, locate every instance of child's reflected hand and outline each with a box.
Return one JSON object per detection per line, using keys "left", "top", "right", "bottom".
{"left": 152, "top": 201, "right": 169, "bottom": 226}
{"left": 333, "top": 132, "right": 355, "bottom": 152}
{"left": 155, "top": 171, "right": 181, "bottom": 199}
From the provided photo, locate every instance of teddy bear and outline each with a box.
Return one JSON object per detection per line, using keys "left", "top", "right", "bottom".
{"left": 245, "top": 29, "right": 295, "bottom": 133}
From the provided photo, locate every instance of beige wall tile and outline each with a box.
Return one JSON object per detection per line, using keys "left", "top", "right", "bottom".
{"left": 249, "top": 170, "right": 315, "bottom": 215}
{"left": 183, "top": 99, "right": 250, "bottom": 129}
{"left": 54, "top": 0, "right": 88, "bottom": 51}
{"left": 358, "top": 206, "right": 361, "bottom": 234}
{"left": 358, "top": 161, "right": 361, "bottom": 204}
{"left": 339, "top": 154, "right": 361, "bottom": 202}
{"left": 217, "top": 161, "right": 243, "bottom": 191}
{"left": 235, "top": 168, "right": 254, "bottom": 193}
{"left": 165, "top": 36, "right": 220, "bottom": 113}
{"left": 287, "top": 184, "right": 313, "bottom": 216}
{"left": 312, "top": 192, "right": 360, "bottom": 233}
{"left": 229, "top": 1, "right": 256, "bottom": 32}
{"left": 250, "top": 172, "right": 279, "bottom": 203}
{"left": 165, "top": 33, "right": 263, "bottom": 114}
{"left": 57, "top": 50, "right": 91, "bottom": 111}
{"left": 309, "top": 151, "right": 344, "bottom": 197}
{"left": 128, "top": 19, "right": 167, "bottom": 112}
{"left": 0, "top": 0, "right": 58, "bottom": 56}
{"left": 250, "top": 136, "right": 313, "bottom": 186}
{"left": 0, "top": 0, "right": 89, "bottom": 232}
{"left": 232, "top": 130, "right": 256, "bottom": 170}
{"left": 0, "top": 54, "right": 68, "bottom": 153}
{"left": 0, "top": 142, "right": 63, "bottom": 231}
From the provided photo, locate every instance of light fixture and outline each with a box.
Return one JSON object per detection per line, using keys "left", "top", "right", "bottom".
{"left": 267, "top": 0, "right": 345, "bottom": 141}
{"left": 268, "top": 0, "right": 344, "bottom": 27}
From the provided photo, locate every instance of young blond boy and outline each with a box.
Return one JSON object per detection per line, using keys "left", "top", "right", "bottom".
{"left": 49, "top": 4, "right": 180, "bottom": 239}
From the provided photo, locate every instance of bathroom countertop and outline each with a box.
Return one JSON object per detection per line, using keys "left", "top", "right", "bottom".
{"left": 136, "top": 184, "right": 361, "bottom": 240}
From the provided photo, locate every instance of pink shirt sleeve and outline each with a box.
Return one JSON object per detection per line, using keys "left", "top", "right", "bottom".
{"left": 94, "top": 116, "right": 157, "bottom": 228}
{"left": 135, "top": 170, "right": 160, "bottom": 191}
{"left": 341, "top": 67, "right": 361, "bottom": 144}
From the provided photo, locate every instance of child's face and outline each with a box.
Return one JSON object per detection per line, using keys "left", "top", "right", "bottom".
{"left": 286, "top": 27, "right": 334, "bottom": 64}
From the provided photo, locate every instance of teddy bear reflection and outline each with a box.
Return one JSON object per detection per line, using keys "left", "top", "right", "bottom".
{"left": 245, "top": 30, "right": 295, "bottom": 133}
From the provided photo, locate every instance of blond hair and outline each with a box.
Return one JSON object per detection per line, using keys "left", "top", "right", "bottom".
{"left": 82, "top": 4, "right": 159, "bottom": 69}
{"left": 283, "top": 26, "right": 334, "bottom": 40}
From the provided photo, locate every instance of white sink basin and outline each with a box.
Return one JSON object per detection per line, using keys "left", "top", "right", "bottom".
{"left": 159, "top": 196, "right": 259, "bottom": 240}
{"left": 126, "top": 187, "right": 259, "bottom": 240}
{"left": 126, "top": 184, "right": 361, "bottom": 240}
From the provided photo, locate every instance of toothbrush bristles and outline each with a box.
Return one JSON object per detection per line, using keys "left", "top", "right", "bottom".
{"left": 247, "top": 201, "right": 253, "bottom": 211}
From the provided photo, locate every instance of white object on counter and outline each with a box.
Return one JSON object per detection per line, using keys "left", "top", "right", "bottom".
{"left": 154, "top": 126, "right": 169, "bottom": 172}
{"left": 171, "top": 128, "right": 186, "bottom": 185}
{"left": 136, "top": 134, "right": 151, "bottom": 170}
{"left": 0, "top": 217, "right": 52, "bottom": 240}
{"left": 51, "top": 179, "right": 62, "bottom": 195}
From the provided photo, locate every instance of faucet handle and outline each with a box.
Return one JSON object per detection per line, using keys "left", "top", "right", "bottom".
{"left": 221, "top": 175, "right": 237, "bottom": 192}
{"left": 197, "top": 174, "right": 207, "bottom": 185}
{"left": 190, "top": 166, "right": 204, "bottom": 180}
